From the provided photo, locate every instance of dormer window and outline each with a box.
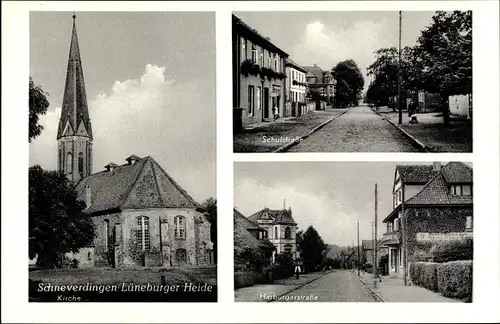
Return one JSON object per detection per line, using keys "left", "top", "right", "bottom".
{"left": 450, "top": 184, "right": 472, "bottom": 196}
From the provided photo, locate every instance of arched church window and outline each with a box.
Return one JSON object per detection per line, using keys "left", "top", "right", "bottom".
{"left": 285, "top": 227, "right": 291, "bottom": 239}
{"left": 58, "top": 149, "right": 62, "bottom": 172}
{"left": 66, "top": 152, "right": 73, "bottom": 174}
{"left": 136, "top": 216, "right": 150, "bottom": 251}
{"left": 78, "top": 152, "right": 84, "bottom": 175}
{"left": 175, "top": 216, "right": 186, "bottom": 240}
{"left": 274, "top": 227, "right": 278, "bottom": 239}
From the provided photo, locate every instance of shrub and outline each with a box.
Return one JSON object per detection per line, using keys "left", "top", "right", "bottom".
{"left": 275, "top": 253, "right": 294, "bottom": 278}
{"left": 430, "top": 237, "right": 473, "bottom": 263}
{"left": 410, "top": 262, "right": 439, "bottom": 291}
{"left": 437, "top": 260, "right": 473, "bottom": 302}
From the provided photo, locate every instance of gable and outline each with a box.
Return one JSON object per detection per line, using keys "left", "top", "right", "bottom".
{"left": 121, "top": 159, "right": 164, "bottom": 209}
{"left": 76, "top": 121, "right": 89, "bottom": 137}
{"left": 62, "top": 120, "right": 74, "bottom": 137}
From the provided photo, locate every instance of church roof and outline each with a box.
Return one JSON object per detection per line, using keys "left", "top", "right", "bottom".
{"left": 57, "top": 15, "right": 92, "bottom": 140}
{"left": 75, "top": 156, "right": 203, "bottom": 215}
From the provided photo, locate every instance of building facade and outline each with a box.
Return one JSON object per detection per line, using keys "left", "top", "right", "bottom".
{"left": 247, "top": 208, "right": 298, "bottom": 260}
{"left": 285, "top": 58, "right": 307, "bottom": 117}
{"left": 232, "top": 15, "right": 288, "bottom": 128}
{"left": 58, "top": 15, "right": 213, "bottom": 268}
{"left": 380, "top": 162, "right": 473, "bottom": 278}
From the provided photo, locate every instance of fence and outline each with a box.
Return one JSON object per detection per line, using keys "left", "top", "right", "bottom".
{"left": 234, "top": 270, "right": 266, "bottom": 289}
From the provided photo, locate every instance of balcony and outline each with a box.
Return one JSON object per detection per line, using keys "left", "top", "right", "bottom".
{"left": 380, "top": 231, "right": 400, "bottom": 246}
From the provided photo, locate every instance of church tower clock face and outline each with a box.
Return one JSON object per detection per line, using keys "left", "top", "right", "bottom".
{"left": 57, "top": 14, "right": 93, "bottom": 184}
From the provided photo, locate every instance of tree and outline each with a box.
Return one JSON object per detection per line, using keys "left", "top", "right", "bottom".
{"left": 297, "top": 226, "right": 327, "bottom": 272}
{"left": 332, "top": 60, "right": 365, "bottom": 107}
{"left": 29, "top": 165, "right": 95, "bottom": 268}
{"left": 202, "top": 197, "right": 217, "bottom": 263}
{"left": 415, "top": 10, "right": 472, "bottom": 124}
{"left": 29, "top": 77, "right": 50, "bottom": 143}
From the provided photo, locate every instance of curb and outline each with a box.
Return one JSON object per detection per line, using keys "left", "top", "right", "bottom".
{"left": 273, "top": 109, "right": 351, "bottom": 153}
{"left": 355, "top": 274, "right": 385, "bottom": 303}
{"left": 370, "top": 107, "right": 431, "bottom": 153}
{"left": 267, "top": 271, "right": 332, "bottom": 302}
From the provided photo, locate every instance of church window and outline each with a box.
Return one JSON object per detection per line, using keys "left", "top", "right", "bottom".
{"left": 285, "top": 227, "right": 291, "bottom": 239}
{"left": 66, "top": 152, "right": 73, "bottom": 174}
{"left": 78, "top": 152, "right": 84, "bottom": 175}
{"left": 274, "top": 227, "right": 278, "bottom": 239}
{"left": 175, "top": 216, "right": 186, "bottom": 240}
{"left": 87, "top": 251, "right": 92, "bottom": 261}
{"left": 104, "top": 220, "right": 109, "bottom": 251}
{"left": 136, "top": 216, "right": 150, "bottom": 251}
{"left": 175, "top": 248, "right": 187, "bottom": 264}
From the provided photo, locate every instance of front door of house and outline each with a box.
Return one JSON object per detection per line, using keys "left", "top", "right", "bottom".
{"left": 263, "top": 87, "right": 269, "bottom": 120}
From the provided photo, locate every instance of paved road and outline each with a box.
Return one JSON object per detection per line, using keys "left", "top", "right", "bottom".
{"left": 277, "top": 270, "right": 377, "bottom": 302}
{"left": 288, "top": 106, "right": 421, "bottom": 152}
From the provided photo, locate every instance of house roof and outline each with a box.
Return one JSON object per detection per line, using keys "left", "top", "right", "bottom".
{"left": 395, "top": 165, "right": 438, "bottom": 184}
{"left": 286, "top": 58, "right": 307, "bottom": 73}
{"left": 303, "top": 65, "right": 325, "bottom": 84}
{"left": 234, "top": 208, "right": 263, "bottom": 231}
{"left": 75, "top": 156, "right": 203, "bottom": 215}
{"left": 405, "top": 169, "right": 473, "bottom": 205}
{"left": 57, "top": 16, "right": 92, "bottom": 140}
{"left": 441, "top": 162, "right": 473, "bottom": 184}
{"left": 362, "top": 240, "right": 375, "bottom": 250}
{"left": 234, "top": 209, "right": 276, "bottom": 251}
{"left": 232, "top": 14, "right": 289, "bottom": 58}
{"left": 248, "top": 207, "right": 297, "bottom": 225}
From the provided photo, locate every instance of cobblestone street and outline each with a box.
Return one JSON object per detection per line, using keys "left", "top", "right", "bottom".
{"left": 279, "top": 270, "right": 376, "bottom": 302}
{"left": 288, "top": 105, "right": 421, "bottom": 152}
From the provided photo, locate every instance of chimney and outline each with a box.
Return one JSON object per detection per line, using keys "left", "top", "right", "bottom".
{"left": 85, "top": 185, "right": 91, "bottom": 208}
{"left": 104, "top": 162, "right": 118, "bottom": 172}
{"left": 433, "top": 162, "right": 442, "bottom": 171}
{"left": 126, "top": 154, "right": 141, "bottom": 165}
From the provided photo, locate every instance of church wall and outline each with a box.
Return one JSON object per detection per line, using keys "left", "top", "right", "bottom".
{"left": 120, "top": 208, "right": 211, "bottom": 268}
{"left": 58, "top": 136, "right": 92, "bottom": 184}
{"left": 91, "top": 212, "right": 121, "bottom": 267}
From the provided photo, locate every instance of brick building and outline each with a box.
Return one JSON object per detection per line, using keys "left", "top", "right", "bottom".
{"left": 232, "top": 14, "right": 288, "bottom": 128}
{"left": 58, "top": 15, "right": 213, "bottom": 268}
{"left": 380, "top": 162, "right": 473, "bottom": 278}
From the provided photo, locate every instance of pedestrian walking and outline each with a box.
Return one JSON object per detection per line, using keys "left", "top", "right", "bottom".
{"left": 294, "top": 261, "right": 301, "bottom": 279}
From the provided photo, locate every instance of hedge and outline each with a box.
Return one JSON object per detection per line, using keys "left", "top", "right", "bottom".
{"left": 430, "top": 238, "right": 473, "bottom": 263}
{"left": 410, "top": 260, "right": 472, "bottom": 302}
{"left": 437, "top": 260, "right": 473, "bottom": 302}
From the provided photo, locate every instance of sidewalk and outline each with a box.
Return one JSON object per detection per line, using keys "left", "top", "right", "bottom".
{"left": 373, "top": 107, "right": 472, "bottom": 152}
{"left": 357, "top": 272, "right": 461, "bottom": 302}
{"left": 233, "top": 108, "right": 349, "bottom": 153}
{"left": 234, "top": 271, "right": 327, "bottom": 302}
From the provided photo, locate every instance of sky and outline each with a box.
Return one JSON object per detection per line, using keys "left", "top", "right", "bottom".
{"left": 234, "top": 162, "right": 472, "bottom": 247}
{"left": 233, "top": 11, "right": 436, "bottom": 93}
{"left": 29, "top": 11, "right": 216, "bottom": 202}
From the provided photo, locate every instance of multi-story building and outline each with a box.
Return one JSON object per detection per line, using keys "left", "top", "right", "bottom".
{"left": 247, "top": 207, "right": 298, "bottom": 260}
{"left": 285, "top": 58, "right": 307, "bottom": 117}
{"left": 232, "top": 15, "right": 288, "bottom": 129}
{"left": 380, "top": 162, "right": 473, "bottom": 278}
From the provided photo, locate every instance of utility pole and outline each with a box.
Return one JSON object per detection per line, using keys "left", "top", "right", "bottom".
{"left": 374, "top": 184, "right": 378, "bottom": 281}
{"left": 357, "top": 219, "right": 360, "bottom": 276}
{"left": 398, "top": 10, "right": 403, "bottom": 125}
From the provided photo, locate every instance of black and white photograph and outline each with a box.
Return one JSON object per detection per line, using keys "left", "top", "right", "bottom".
{"left": 232, "top": 11, "right": 473, "bottom": 153}
{"left": 234, "top": 161, "right": 473, "bottom": 302}
{"left": 28, "top": 11, "right": 217, "bottom": 302}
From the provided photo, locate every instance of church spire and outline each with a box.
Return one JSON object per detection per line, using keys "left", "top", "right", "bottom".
{"left": 57, "top": 13, "right": 92, "bottom": 140}
{"left": 57, "top": 13, "right": 93, "bottom": 183}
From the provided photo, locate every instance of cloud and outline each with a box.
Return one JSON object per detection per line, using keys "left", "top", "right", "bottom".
{"left": 29, "top": 64, "right": 215, "bottom": 202}
{"left": 291, "top": 20, "right": 393, "bottom": 91}
{"left": 234, "top": 177, "right": 357, "bottom": 246}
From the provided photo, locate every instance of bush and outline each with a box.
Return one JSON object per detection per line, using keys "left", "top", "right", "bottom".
{"left": 437, "top": 260, "right": 473, "bottom": 302}
{"left": 430, "top": 238, "right": 473, "bottom": 263}
{"left": 410, "top": 262, "right": 439, "bottom": 291}
{"left": 275, "top": 253, "right": 294, "bottom": 279}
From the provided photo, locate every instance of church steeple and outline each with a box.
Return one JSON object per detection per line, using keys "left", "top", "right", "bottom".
{"left": 57, "top": 13, "right": 93, "bottom": 183}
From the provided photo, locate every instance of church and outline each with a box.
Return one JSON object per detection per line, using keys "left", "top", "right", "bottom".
{"left": 59, "top": 15, "right": 213, "bottom": 268}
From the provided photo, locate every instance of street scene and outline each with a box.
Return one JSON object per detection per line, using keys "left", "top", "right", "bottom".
{"left": 29, "top": 12, "right": 217, "bottom": 302}
{"left": 234, "top": 162, "right": 473, "bottom": 302}
{"left": 232, "top": 11, "right": 472, "bottom": 153}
